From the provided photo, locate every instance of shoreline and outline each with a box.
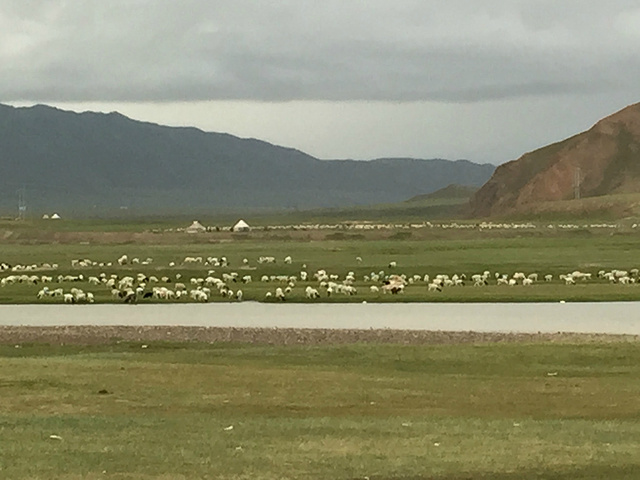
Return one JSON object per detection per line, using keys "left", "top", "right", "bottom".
{"left": 0, "top": 325, "right": 638, "bottom": 346}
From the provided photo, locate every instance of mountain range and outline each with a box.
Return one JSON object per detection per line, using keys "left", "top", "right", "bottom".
{"left": 0, "top": 104, "right": 495, "bottom": 216}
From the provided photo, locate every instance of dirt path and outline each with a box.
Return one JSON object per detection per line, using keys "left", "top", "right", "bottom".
{"left": 0, "top": 326, "right": 637, "bottom": 346}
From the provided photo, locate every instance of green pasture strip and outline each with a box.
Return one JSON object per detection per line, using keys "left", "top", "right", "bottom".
{"left": 4, "top": 282, "right": 640, "bottom": 304}
{"left": 1, "top": 342, "right": 640, "bottom": 479}
{"left": 2, "top": 236, "right": 640, "bottom": 271}
{"left": 4, "top": 235, "right": 640, "bottom": 303}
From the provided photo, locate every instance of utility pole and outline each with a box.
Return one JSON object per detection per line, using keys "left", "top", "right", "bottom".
{"left": 17, "top": 186, "right": 26, "bottom": 220}
{"left": 573, "top": 167, "right": 581, "bottom": 200}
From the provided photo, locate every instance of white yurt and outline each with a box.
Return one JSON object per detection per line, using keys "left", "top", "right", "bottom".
{"left": 232, "top": 219, "right": 251, "bottom": 232}
{"left": 185, "top": 220, "right": 206, "bottom": 234}
{"left": 50, "top": 213, "right": 61, "bottom": 220}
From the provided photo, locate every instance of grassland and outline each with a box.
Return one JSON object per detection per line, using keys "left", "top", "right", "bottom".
{"left": 3, "top": 220, "right": 640, "bottom": 303}
{"left": 1, "top": 339, "right": 639, "bottom": 479}
{"left": 3, "top": 216, "right": 640, "bottom": 478}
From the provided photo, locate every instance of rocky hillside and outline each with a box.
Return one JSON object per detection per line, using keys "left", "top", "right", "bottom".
{"left": 470, "top": 102, "right": 640, "bottom": 217}
{"left": 0, "top": 104, "right": 495, "bottom": 216}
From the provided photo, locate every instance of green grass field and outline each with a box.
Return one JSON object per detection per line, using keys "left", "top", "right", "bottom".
{"left": 2, "top": 217, "right": 640, "bottom": 478}
{"left": 1, "top": 340, "right": 639, "bottom": 479}
{"left": 3, "top": 230, "right": 640, "bottom": 303}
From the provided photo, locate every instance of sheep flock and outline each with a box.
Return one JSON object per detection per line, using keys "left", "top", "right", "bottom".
{"left": 1, "top": 252, "right": 639, "bottom": 304}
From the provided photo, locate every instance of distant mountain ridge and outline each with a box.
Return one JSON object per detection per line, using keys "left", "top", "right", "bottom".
{"left": 0, "top": 103, "right": 495, "bottom": 216}
{"left": 405, "top": 184, "right": 477, "bottom": 203}
{"left": 470, "top": 102, "right": 640, "bottom": 217}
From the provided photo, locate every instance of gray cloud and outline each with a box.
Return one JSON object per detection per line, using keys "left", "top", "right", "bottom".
{"left": 2, "top": 0, "right": 640, "bottom": 103}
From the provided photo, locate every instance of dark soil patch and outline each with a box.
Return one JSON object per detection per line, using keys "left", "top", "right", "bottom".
{"left": 0, "top": 326, "right": 636, "bottom": 346}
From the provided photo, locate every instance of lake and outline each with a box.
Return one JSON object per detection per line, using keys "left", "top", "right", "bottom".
{"left": 0, "top": 302, "right": 639, "bottom": 334}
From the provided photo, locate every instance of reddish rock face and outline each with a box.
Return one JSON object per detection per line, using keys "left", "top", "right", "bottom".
{"left": 470, "top": 102, "right": 640, "bottom": 217}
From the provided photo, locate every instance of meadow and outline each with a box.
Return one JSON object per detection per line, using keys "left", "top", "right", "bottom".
{"left": 2, "top": 217, "right": 640, "bottom": 303}
{"left": 2, "top": 217, "right": 640, "bottom": 479}
{"left": 1, "top": 340, "right": 639, "bottom": 479}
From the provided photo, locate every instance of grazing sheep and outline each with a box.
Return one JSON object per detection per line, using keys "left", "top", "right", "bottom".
{"left": 305, "top": 286, "right": 320, "bottom": 299}
{"left": 36, "top": 287, "right": 50, "bottom": 299}
{"left": 190, "top": 289, "right": 209, "bottom": 302}
{"left": 382, "top": 282, "right": 404, "bottom": 294}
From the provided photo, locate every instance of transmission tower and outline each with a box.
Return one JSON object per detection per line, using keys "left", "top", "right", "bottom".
{"left": 573, "top": 167, "right": 581, "bottom": 200}
{"left": 17, "top": 186, "right": 27, "bottom": 220}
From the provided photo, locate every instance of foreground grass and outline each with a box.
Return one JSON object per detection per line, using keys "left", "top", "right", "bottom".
{"left": 1, "top": 341, "right": 640, "bottom": 479}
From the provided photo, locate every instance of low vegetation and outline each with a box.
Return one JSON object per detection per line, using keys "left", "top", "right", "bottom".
{"left": 3, "top": 223, "right": 640, "bottom": 303}
{"left": 1, "top": 340, "right": 639, "bottom": 479}
{"left": 2, "top": 213, "right": 639, "bottom": 478}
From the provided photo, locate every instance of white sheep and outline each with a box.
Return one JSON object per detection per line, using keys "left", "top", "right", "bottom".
{"left": 305, "top": 286, "right": 319, "bottom": 299}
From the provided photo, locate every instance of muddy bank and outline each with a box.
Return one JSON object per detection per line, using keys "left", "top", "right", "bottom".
{"left": 0, "top": 325, "right": 637, "bottom": 346}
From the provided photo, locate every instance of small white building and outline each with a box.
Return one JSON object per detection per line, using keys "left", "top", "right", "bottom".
{"left": 185, "top": 220, "right": 206, "bottom": 234}
{"left": 232, "top": 219, "right": 251, "bottom": 232}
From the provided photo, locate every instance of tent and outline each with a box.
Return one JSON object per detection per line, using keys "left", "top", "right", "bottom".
{"left": 50, "top": 213, "right": 61, "bottom": 220}
{"left": 42, "top": 214, "right": 50, "bottom": 219}
{"left": 185, "top": 220, "right": 206, "bottom": 233}
{"left": 232, "top": 219, "right": 251, "bottom": 232}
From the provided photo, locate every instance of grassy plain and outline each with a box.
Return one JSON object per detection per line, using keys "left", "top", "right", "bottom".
{"left": 1, "top": 340, "right": 640, "bottom": 479}
{"left": 2, "top": 219, "right": 640, "bottom": 303}
{"left": 2, "top": 216, "right": 640, "bottom": 479}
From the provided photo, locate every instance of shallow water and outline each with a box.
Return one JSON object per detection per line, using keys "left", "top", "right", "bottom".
{"left": 0, "top": 302, "right": 639, "bottom": 334}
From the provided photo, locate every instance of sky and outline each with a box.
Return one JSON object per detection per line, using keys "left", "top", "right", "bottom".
{"left": 2, "top": 0, "right": 640, "bottom": 165}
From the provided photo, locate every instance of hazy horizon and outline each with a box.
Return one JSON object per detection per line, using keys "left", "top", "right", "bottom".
{"left": 2, "top": 1, "right": 640, "bottom": 165}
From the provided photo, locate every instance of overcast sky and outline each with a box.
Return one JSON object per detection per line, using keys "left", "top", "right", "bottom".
{"left": 2, "top": 1, "right": 640, "bottom": 164}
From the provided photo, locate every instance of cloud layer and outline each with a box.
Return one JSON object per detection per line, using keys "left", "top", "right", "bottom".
{"left": 3, "top": 0, "right": 640, "bottom": 103}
